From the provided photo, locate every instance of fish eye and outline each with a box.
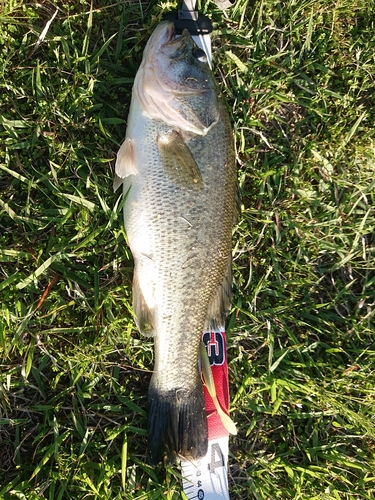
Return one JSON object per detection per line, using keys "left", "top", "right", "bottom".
{"left": 192, "top": 48, "right": 207, "bottom": 63}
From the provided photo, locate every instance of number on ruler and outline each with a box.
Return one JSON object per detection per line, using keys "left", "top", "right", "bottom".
{"left": 208, "top": 442, "right": 225, "bottom": 472}
{"left": 202, "top": 331, "right": 225, "bottom": 365}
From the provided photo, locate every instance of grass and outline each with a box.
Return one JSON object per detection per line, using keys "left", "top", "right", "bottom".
{"left": 1, "top": 0, "right": 374, "bottom": 498}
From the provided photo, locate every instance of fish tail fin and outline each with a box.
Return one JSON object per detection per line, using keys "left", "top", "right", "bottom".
{"left": 147, "top": 382, "right": 208, "bottom": 466}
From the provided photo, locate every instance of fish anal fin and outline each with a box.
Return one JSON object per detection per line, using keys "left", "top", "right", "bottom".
{"left": 133, "top": 272, "right": 155, "bottom": 336}
{"left": 115, "top": 137, "right": 138, "bottom": 180}
{"left": 157, "top": 130, "right": 203, "bottom": 189}
{"left": 204, "top": 256, "right": 233, "bottom": 331}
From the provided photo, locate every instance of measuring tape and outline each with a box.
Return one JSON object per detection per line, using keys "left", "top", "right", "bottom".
{"left": 181, "top": 330, "right": 231, "bottom": 500}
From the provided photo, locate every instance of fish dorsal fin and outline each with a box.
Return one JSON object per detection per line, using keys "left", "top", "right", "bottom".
{"left": 204, "top": 256, "right": 233, "bottom": 331}
{"left": 114, "top": 137, "right": 138, "bottom": 191}
{"left": 157, "top": 130, "right": 203, "bottom": 189}
{"left": 133, "top": 271, "right": 155, "bottom": 336}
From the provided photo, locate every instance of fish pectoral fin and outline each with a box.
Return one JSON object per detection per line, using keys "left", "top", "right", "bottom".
{"left": 115, "top": 137, "right": 138, "bottom": 180}
{"left": 113, "top": 174, "right": 123, "bottom": 193}
{"left": 157, "top": 130, "right": 203, "bottom": 188}
{"left": 133, "top": 273, "right": 155, "bottom": 336}
{"left": 204, "top": 255, "right": 233, "bottom": 331}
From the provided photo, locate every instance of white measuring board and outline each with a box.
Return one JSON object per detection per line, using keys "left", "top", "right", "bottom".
{"left": 181, "top": 437, "right": 229, "bottom": 499}
{"left": 181, "top": 330, "right": 231, "bottom": 500}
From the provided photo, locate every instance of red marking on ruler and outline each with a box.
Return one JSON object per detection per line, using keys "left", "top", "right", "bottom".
{"left": 202, "top": 331, "right": 230, "bottom": 441}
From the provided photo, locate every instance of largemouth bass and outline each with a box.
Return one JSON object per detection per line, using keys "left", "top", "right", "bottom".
{"left": 114, "top": 21, "right": 237, "bottom": 465}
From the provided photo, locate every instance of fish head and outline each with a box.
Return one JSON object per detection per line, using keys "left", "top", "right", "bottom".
{"left": 134, "top": 22, "right": 220, "bottom": 136}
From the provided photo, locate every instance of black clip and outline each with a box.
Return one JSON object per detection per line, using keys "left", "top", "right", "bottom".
{"left": 162, "top": 11, "right": 213, "bottom": 36}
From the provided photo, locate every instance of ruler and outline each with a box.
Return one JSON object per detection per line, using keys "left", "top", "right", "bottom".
{"left": 181, "top": 330, "right": 231, "bottom": 500}
{"left": 181, "top": 437, "right": 229, "bottom": 500}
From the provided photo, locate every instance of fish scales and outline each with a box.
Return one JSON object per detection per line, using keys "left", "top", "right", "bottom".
{"left": 115, "top": 21, "right": 237, "bottom": 465}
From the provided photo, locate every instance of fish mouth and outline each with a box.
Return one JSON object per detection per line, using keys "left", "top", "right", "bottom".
{"left": 161, "top": 23, "right": 192, "bottom": 55}
{"left": 165, "top": 22, "right": 177, "bottom": 42}
{"left": 159, "top": 21, "right": 178, "bottom": 46}
{"left": 146, "top": 22, "right": 194, "bottom": 62}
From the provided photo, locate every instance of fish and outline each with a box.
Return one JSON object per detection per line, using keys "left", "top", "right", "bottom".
{"left": 114, "top": 21, "right": 237, "bottom": 466}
